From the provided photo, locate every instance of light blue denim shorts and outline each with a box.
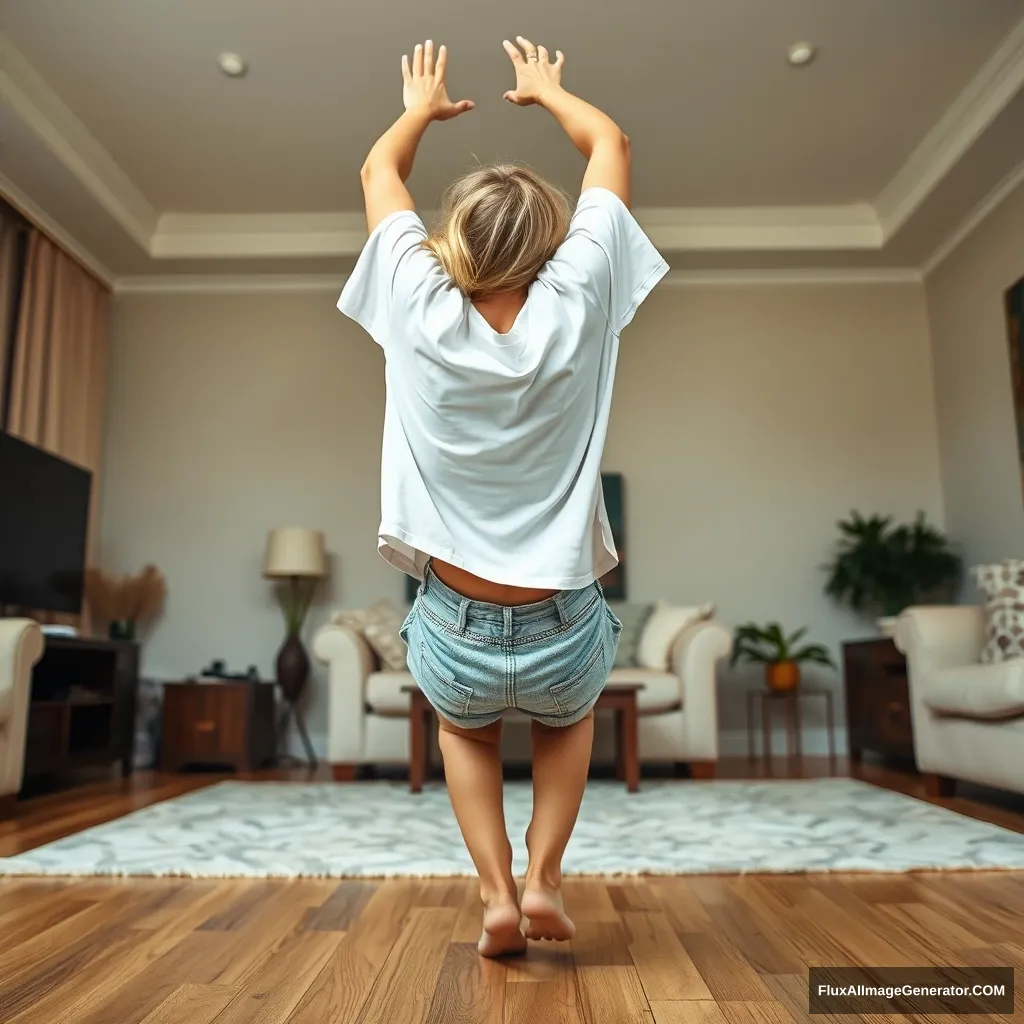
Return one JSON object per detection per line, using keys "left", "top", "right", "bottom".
{"left": 400, "top": 565, "right": 623, "bottom": 729}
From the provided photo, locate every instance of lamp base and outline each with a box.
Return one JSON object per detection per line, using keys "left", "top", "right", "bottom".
{"left": 275, "top": 633, "right": 309, "bottom": 703}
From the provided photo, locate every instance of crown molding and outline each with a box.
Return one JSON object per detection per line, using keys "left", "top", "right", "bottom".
{"left": 0, "top": 172, "right": 114, "bottom": 285}
{"left": 151, "top": 212, "right": 369, "bottom": 259}
{"left": 113, "top": 266, "right": 921, "bottom": 295}
{"left": 0, "top": 34, "right": 158, "bottom": 249}
{"left": 875, "top": 12, "right": 1024, "bottom": 240}
{"left": 113, "top": 273, "right": 341, "bottom": 295}
{"left": 922, "top": 155, "right": 1024, "bottom": 277}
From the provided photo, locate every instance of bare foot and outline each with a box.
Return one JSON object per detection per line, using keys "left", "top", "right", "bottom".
{"left": 478, "top": 901, "right": 527, "bottom": 958}
{"left": 522, "top": 886, "right": 575, "bottom": 941}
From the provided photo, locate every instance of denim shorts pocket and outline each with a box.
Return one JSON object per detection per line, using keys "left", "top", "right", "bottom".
{"left": 417, "top": 642, "right": 473, "bottom": 720}
{"left": 549, "top": 640, "right": 607, "bottom": 718}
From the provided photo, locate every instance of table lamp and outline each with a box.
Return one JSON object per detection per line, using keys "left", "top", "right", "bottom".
{"left": 263, "top": 527, "right": 326, "bottom": 767}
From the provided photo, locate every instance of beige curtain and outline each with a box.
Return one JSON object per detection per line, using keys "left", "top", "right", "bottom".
{"left": 7, "top": 229, "right": 111, "bottom": 625}
{"left": 0, "top": 206, "right": 28, "bottom": 417}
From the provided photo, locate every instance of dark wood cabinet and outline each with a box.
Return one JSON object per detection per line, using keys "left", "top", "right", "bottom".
{"left": 25, "top": 635, "right": 139, "bottom": 785}
{"left": 843, "top": 638, "right": 915, "bottom": 764}
{"left": 161, "top": 681, "right": 276, "bottom": 772}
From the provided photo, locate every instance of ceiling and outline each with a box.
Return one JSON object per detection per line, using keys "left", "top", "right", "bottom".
{"left": 1, "top": 0, "right": 1023, "bottom": 287}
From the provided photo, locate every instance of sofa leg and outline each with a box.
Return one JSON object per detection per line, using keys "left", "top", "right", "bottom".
{"left": 923, "top": 772, "right": 956, "bottom": 798}
{"left": 688, "top": 761, "right": 716, "bottom": 780}
{"left": 332, "top": 763, "right": 358, "bottom": 782}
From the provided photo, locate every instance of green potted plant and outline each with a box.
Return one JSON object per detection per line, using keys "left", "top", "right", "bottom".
{"left": 730, "top": 622, "right": 836, "bottom": 692}
{"left": 823, "top": 511, "right": 962, "bottom": 633}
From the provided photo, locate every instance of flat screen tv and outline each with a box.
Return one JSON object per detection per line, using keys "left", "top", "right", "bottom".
{"left": 0, "top": 431, "right": 92, "bottom": 614}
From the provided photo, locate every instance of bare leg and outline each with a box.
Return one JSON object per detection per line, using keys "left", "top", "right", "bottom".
{"left": 522, "top": 712, "right": 595, "bottom": 941}
{"left": 436, "top": 715, "right": 526, "bottom": 957}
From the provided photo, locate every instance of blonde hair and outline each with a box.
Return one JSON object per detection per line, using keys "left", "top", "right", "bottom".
{"left": 424, "top": 165, "right": 572, "bottom": 299}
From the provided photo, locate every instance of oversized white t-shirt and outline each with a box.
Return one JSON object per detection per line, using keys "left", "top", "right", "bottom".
{"left": 338, "top": 186, "right": 668, "bottom": 590}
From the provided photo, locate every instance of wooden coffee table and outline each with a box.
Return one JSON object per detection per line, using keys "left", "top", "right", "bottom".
{"left": 403, "top": 682, "right": 644, "bottom": 794}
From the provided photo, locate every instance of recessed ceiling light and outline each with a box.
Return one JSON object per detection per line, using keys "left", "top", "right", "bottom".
{"left": 217, "top": 52, "right": 248, "bottom": 77}
{"left": 787, "top": 42, "right": 816, "bottom": 67}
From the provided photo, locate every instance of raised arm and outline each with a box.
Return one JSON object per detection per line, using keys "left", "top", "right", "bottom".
{"left": 359, "top": 40, "right": 475, "bottom": 233}
{"left": 502, "top": 37, "right": 631, "bottom": 207}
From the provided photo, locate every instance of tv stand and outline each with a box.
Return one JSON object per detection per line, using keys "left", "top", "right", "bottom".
{"left": 25, "top": 635, "right": 139, "bottom": 788}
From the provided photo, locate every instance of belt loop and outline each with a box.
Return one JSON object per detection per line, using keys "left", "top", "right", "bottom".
{"left": 552, "top": 592, "right": 570, "bottom": 625}
{"left": 457, "top": 597, "right": 470, "bottom": 633}
{"left": 503, "top": 606, "right": 514, "bottom": 638}
{"left": 594, "top": 578, "right": 606, "bottom": 599}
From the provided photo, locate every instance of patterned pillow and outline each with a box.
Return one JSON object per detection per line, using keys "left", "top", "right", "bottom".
{"left": 335, "top": 599, "right": 408, "bottom": 670}
{"left": 608, "top": 603, "right": 655, "bottom": 668}
{"left": 972, "top": 561, "right": 1024, "bottom": 663}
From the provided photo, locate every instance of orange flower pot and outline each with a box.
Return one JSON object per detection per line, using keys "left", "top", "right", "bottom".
{"left": 766, "top": 660, "right": 800, "bottom": 693}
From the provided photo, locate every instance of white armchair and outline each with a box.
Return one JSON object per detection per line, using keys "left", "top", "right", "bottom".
{"left": 1, "top": 619, "right": 44, "bottom": 815}
{"left": 314, "top": 612, "right": 732, "bottom": 780}
{"left": 894, "top": 606, "right": 1024, "bottom": 797}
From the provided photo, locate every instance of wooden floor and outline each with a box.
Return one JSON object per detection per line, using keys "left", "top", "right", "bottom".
{"left": 1, "top": 759, "right": 1022, "bottom": 1024}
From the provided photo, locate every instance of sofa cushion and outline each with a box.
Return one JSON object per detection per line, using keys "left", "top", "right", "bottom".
{"left": 972, "top": 560, "right": 1024, "bottom": 663}
{"left": 335, "top": 599, "right": 408, "bottom": 671}
{"left": 924, "top": 661, "right": 1024, "bottom": 720}
{"left": 365, "top": 668, "right": 681, "bottom": 716}
{"left": 636, "top": 602, "right": 715, "bottom": 671}
{"left": 607, "top": 668, "right": 682, "bottom": 713}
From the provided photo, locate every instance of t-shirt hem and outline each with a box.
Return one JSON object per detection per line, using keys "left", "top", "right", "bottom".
{"left": 379, "top": 524, "right": 613, "bottom": 591}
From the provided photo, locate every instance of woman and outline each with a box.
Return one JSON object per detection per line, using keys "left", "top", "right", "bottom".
{"left": 339, "top": 36, "right": 667, "bottom": 957}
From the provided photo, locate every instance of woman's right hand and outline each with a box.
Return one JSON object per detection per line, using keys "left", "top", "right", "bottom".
{"left": 502, "top": 36, "right": 564, "bottom": 106}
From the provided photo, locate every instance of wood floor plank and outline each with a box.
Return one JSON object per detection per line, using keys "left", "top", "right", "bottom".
{"left": 561, "top": 879, "right": 620, "bottom": 922}
{"left": 0, "top": 898, "right": 96, "bottom": 956}
{"left": 505, "top": 974, "right": 585, "bottom": 1023}
{"left": 423, "top": 942, "right": 505, "bottom": 1024}
{"left": 622, "top": 911, "right": 713, "bottom": 1001}
{"left": 299, "top": 880, "right": 378, "bottom": 932}
{"left": 697, "top": 890, "right": 805, "bottom": 976}
{"left": 676, "top": 932, "right": 775, "bottom": 1002}
{"left": 570, "top": 920, "right": 634, "bottom": 967}
{"left": 648, "top": 879, "right": 715, "bottom": 932}
{"left": 353, "top": 907, "right": 459, "bottom": 1024}
{"left": 287, "top": 880, "right": 420, "bottom": 1024}
{"left": 650, "top": 1001, "right": 729, "bottom": 1024}
{"left": 5, "top": 882, "right": 249, "bottom": 1024}
{"left": 575, "top": 965, "right": 651, "bottom": 1024}
{"left": 718, "top": 1001, "right": 798, "bottom": 1024}
{"left": 506, "top": 941, "right": 575, "bottom": 982}
{"left": 137, "top": 983, "right": 239, "bottom": 1024}
{"left": 210, "top": 930, "right": 342, "bottom": 1024}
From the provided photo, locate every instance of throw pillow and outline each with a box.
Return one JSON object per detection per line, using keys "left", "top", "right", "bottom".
{"left": 335, "top": 599, "right": 409, "bottom": 670}
{"left": 636, "top": 601, "right": 716, "bottom": 671}
{"left": 972, "top": 560, "right": 1024, "bottom": 663}
{"left": 609, "top": 603, "right": 655, "bottom": 668}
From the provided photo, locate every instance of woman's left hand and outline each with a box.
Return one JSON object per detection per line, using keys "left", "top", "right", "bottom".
{"left": 403, "top": 41, "right": 474, "bottom": 121}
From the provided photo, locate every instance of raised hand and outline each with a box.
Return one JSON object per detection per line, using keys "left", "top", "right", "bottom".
{"left": 502, "top": 36, "right": 564, "bottom": 106}
{"left": 402, "top": 40, "right": 474, "bottom": 121}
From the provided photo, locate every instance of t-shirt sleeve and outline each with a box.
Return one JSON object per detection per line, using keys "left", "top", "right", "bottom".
{"left": 547, "top": 187, "right": 669, "bottom": 335}
{"left": 337, "top": 210, "right": 432, "bottom": 346}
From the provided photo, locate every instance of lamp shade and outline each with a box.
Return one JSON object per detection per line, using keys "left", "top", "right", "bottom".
{"left": 263, "top": 528, "right": 326, "bottom": 578}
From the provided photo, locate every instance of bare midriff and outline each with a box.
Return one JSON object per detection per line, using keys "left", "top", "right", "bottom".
{"left": 430, "top": 558, "right": 559, "bottom": 606}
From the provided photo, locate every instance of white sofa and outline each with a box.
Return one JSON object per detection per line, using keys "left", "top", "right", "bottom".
{"left": 894, "top": 606, "right": 1024, "bottom": 797}
{"left": 314, "top": 613, "right": 732, "bottom": 780}
{"left": 1, "top": 619, "right": 44, "bottom": 815}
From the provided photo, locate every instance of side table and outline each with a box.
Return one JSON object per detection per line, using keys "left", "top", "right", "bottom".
{"left": 746, "top": 687, "right": 837, "bottom": 774}
{"left": 161, "top": 680, "right": 277, "bottom": 772}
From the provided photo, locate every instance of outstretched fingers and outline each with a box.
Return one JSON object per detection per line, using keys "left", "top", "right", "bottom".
{"left": 423, "top": 39, "right": 434, "bottom": 76}
{"left": 435, "top": 42, "right": 447, "bottom": 80}
{"left": 412, "top": 42, "right": 424, "bottom": 77}
{"left": 503, "top": 38, "right": 523, "bottom": 63}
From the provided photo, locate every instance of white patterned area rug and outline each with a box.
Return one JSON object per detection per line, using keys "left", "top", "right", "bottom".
{"left": 2, "top": 778, "right": 1024, "bottom": 878}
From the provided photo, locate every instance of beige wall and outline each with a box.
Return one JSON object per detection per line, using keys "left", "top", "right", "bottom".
{"left": 105, "top": 281, "right": 943, "bottom": 750}
{"left": 926, "top": 180, "right": 1024, "bottom": 574}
